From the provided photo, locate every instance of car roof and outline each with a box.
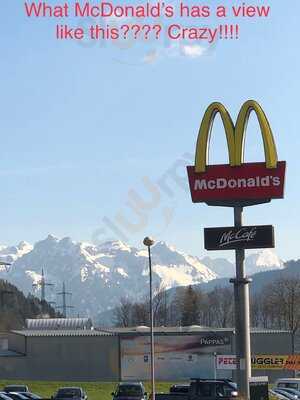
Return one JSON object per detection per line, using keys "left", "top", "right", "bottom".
{"left": 58, "top": 388, "right": 82, "bottom": 390}
{"left": 191, "top": 379, "right": 232, "bottom": 383}
{"left": 119, "top": 382, "right": 143, "bottom": 386}
{"left": 277, "top": 379, "right": 300, "bottom": 382}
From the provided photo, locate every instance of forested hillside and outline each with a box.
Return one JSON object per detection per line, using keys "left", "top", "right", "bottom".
{"left": 0, "top": 279, "right": 59, "bottom": 331}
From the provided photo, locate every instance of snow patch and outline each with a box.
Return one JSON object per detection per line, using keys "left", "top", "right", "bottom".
{"left": 117, "top": 267, "right": 128, "bottom": 278}
{"left": 25, "top": 270, "right": 42, "bottom": 285}
{"left": 152, "top": 263, "right": 214, "bottom": 289}
{"left": 81, "top": 266, "right": 89, "bottom": 282}
{"left": 256, "top": 249, "right": 282, "bottom": 268}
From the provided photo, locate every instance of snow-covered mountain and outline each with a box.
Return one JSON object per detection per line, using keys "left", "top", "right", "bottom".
{"left": 0, "top": 241, "right": 33, "bottom": 268}
{"left": 245, "top": 249, "right": 284, "bottom": 275}
{"left": 0, "top": 236, "right": 284, "bottom": 319}
{"left": 0, "top": 235, "right": 216, "bottom": 319}
{"left": 201, "top": 249, "right": 284, "bottom": 278}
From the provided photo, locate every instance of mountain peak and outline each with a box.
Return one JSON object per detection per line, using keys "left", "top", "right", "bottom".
{"left": 46, "top": 234, "right": 59, "bottom": 242}
{"left": 18, "top": 241, "right": 31, "bottom": 249}
{"left": 153, "top": 241, "right": 176, "bottom": 251}
{"left": 60, "top": 237, "right": 75, "bottom": 246}
{"left": 98, "top": 240, "right": 132, "bottom": 253}
{"left": 255, "top": 249, "right": 283, "bottom": 268}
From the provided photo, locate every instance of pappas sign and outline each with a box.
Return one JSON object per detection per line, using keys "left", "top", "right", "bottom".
{"left": 199, "top": 334, "right": 230, "bottom": 346}
{"left": 187, "top": 100, "right": 286, "bottom": 204}
{"left": 204, "top": 225, "right": 274, "bottom": 251}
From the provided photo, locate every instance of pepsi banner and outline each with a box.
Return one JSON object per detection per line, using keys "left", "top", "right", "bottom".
{"left": 204, "top": 225, "right": 274, "bottom": 250}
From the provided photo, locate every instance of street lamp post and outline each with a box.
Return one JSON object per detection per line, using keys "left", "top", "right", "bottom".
{"left": 143, "top": 236, "right": 155, "bottom": 400}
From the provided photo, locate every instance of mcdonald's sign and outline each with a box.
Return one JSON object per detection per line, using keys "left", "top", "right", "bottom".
{"left": 187, "top": 100, "right": 286, "bottom": 204}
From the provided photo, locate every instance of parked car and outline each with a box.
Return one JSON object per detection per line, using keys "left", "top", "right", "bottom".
{"left": 111, "top": 382, "right": 147, "bottom": 400}
{"left": 3, "top": 388, "right": 29, "bottom": 394}
{"left": 53, "top": 388, "right": 87, "bottom": 400}
{"left": 154, "top": 379, "right": 238, "bottom": 400}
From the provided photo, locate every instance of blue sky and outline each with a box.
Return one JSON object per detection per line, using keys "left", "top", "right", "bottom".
{"left": 0, "top": 1, "right": 299, "bottom": 261}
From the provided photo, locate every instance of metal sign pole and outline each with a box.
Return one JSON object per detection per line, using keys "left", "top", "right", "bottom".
{"left": 232, "top": 206, "right": 251, "bottom": 400}
{"left": 213, "top": 352, "right": 217, "bottom": 380}
{"left": 148, "top": 245, "right": 155, "bottom": 400}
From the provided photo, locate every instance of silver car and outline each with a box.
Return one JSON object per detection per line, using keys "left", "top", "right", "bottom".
{"left": 53, "top": 388, "right": 87, "bottom": 400}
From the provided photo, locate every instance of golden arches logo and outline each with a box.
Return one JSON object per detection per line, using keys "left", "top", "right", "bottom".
{"left": 195, "top": 100, "right": 278, "bottom": 173}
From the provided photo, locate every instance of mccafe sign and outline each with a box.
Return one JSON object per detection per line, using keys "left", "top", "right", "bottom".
{"left": 204, "top": 225, "right": 274, "bottom": 250}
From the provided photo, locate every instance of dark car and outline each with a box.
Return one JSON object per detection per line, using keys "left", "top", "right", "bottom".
{"left": 112, "top": 382, "right": 147, "bottom": 400}
{"left": 3, "top": 388, "right": 29, "bottom": 394}
{"left": 53, "top": 388, "right": 87, "bottom": 400}
{"left": 155, "top": 379, "right": 238, "bottom": 400}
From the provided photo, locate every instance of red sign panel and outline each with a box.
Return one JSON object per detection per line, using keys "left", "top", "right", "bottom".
{"left": 187, "top": 161, "right": 286, "bottom": 203}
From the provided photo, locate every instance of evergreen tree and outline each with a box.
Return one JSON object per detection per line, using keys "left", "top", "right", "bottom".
{"left": 181, "top": 285, "right": 201, "bottom": 326}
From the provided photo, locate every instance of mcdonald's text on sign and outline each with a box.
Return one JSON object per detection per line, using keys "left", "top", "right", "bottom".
{"left": 187, "top": 100, "right": 286, "bottom": 204}
{"left": 187, "top": 162, "right": 286, "bottom": 203}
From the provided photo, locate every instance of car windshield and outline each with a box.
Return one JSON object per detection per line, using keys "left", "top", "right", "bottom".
{"left": 57, "top": 390, "right": 81, "bottom": 398}
{"left": 279, "top": 384, "right": 299, "bottom": 390}
{"left": 116, "top": 386, "right": 142, "bottom": 397}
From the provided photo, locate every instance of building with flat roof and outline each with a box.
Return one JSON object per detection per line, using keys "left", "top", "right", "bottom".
{"left": 0, "top": 325, "right": 294, "bottom": 382}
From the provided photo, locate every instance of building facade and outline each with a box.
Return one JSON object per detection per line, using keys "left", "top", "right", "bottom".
{"left": 0, "top": 326, "right": 294, "bottom": 382}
